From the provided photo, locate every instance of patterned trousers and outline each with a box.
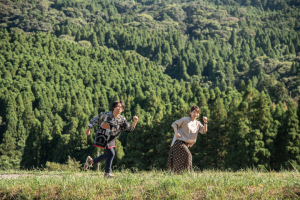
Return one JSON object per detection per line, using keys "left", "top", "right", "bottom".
{"left": 166, "top": 140, "right": 192, "bottom": 173}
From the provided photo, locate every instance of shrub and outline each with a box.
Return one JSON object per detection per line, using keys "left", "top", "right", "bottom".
{"left": 45, "top": 156, "right": 81, "bottom": 171}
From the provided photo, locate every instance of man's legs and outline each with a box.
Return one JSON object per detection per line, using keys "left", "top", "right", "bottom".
{"left": 93, "top": 150, "right": 107, "bottom": 164}
{"left": 84, "top": 148, "right": 115, "bottom": 176}
{"left": 84, "top": 150, "right": 107, "bottom": 170}
{"left": 104, "top": 148, "right": 115, "bottom": 174}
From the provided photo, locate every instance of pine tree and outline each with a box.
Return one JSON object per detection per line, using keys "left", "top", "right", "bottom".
{"left": 273, "top": 101, "right": 286, "bottom": 170}
{"left": 229, "top": 29, "right": 237, "bottom": 49}
{"left": 0, "top": 96, "right": 21, "bottom": 169}
{"left": 193, "top": 97, "right": 227, "bottom": 169}
{"left": 226, "top": 81, "right": 262, "bottom": 170}
{"left": 226, "top": 99, "right": 252, "bottom": 170}
{"left": 75, "top": 30, "right": 82, "bottom": 42}
{"left": 279, "top": 100, "right": 300, "bottom": 170}
{"left": 289, "top": 40, "right": 296, "bottom": 55}
{"left": 21, "top": 119, "right": 42, "bottom": 168}
{"left": 179, "top": 60, "right": 190, "bottom": 81}
{"left": 91, "top": 32, "right": 99, "bottom": 47}
{"left": 65, "top": 27, "right": 72, "bottom": 36}
{"left": 0, "top": 118, "right": 18, "bottom": 169}
{"left": 252, "top": 92, "right": 276, "bottom": 169}
{"left": 290, "top": 62, "right": 297, "bottom": 75}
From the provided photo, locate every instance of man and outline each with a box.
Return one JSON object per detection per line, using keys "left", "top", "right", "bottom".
{"left": 84, "top": 100, "right": 138, "bottom": 177}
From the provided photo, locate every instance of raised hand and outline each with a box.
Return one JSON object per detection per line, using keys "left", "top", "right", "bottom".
{"left": 85, "top": 128, "right": 91, "bottom": 135}
{"left": 133, "top": 116, "right": 139, "bottom": 122}
{"left": 203, "top": 116, "right": 208, "bottom": 123}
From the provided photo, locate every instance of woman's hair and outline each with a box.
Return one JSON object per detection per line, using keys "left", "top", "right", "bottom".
{"left": 112, "top": 100, "right": 125, "bottom": 110}
{"left": 189, "top": 105, "right": 200, "bottom": 116}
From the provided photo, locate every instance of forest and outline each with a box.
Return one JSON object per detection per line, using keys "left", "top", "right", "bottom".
{"left": 0, "top": 0, "right": 300, "bottom": 171}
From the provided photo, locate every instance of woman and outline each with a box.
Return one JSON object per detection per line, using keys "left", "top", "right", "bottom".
{"left": 84, "top": 100, "right": 139, "bottom": 178}
{"left": 167, "top": 105, "right": 208, "bottom": 173}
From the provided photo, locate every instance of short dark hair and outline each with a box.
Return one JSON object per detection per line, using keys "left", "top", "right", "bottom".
{"left": 112, "top": 100, "right": 125, "bottom": 110}
{"left": 189, "top": 105, "right": 200, "bottom": 116}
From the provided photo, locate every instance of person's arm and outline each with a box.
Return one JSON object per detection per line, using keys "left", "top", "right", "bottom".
{"left": 132, "top": 116, "right": 138, "bottom": 128}
{"left": 172, "top": 126, "right": 181, "bottom": 138}
{"left": 198, "top": 116, "right": 208, "bottom": 134}
{"left": 85, "top": 127, "right": 91, "bottom": 135}
{"left": 85, "top": 113, "right": 104, "bottom": 135}
{"left": 203, "top": 123, "right": 207, "bottom": 133}
{"left": 122, "top": 116, "right": 139, "bottom": 132}
{"left": 188, "top": 141, "right": 196, "bottom": 147}
{"left": 203, "top": 116, "right": 208, "bottom": 133}
{"left": 171, "top": 118, "right": 185, "bottom": 137}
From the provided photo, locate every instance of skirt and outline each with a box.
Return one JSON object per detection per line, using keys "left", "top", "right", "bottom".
{"left": 166, "top": 140, "right": 192, "bottom": 173}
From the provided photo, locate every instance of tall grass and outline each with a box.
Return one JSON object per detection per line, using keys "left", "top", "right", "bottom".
{"left": 0, "top": 168, "right": 299, "bottom": 199}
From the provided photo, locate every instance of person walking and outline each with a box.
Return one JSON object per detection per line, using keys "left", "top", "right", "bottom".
{"left": 84, "top": 100, "right": 138, "bottom": 177}
{"left": 167, "top": 105, "right": 208, "bottom": 173}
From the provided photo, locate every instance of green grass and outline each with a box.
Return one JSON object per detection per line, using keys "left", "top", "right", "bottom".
{"left": 0, "top": 169, "right": 299, "bottom": 199}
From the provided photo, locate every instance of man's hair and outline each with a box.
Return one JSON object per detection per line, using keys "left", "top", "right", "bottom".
{"left": 189, "top": 105, "right": 200, "bottom": 116}
{"left": 112, "top": 100, "right": 125, "bottom": 110}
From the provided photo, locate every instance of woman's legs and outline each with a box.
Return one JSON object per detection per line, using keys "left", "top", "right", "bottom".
{"left": 167, "top": 140, "right": 192, "bottom": 173}
{"left": 174, "top": 142, "right": 192, "bottom": 173}
{"left": 185, "top": 147, "right": 192, "bottom": 171}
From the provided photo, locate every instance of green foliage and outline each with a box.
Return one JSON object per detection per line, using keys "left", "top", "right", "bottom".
{"left": 277, "top": 100, "right": 300, "bottom": 170}
{"left": 1, "top": 0, "right": 300, "bottom": 102}
{"left": 1, "top": 0, "right": 300, "bottom": 172}
{"left": 45, "top": 156, "right": 81, "bottom": 171}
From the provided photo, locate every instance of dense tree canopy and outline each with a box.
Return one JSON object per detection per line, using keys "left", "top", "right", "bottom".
{"left": 0, "top": 0, "right": 300, "bottom": 171}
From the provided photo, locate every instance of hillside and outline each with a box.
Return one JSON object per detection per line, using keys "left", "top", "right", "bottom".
{"left": 0, "top": 29, "right": 300, "bottom": 171}
{"left": 0, "top": 0, "right": 300, "bottom": 171}
{"left": 1, "top": 0, "right": 300, "bottom": 101}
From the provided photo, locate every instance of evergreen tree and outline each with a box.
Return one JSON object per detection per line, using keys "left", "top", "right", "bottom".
{"left": 91, "top": 32, "right": 99, "bottom": 47}
{"left": 273, "top": 101, "right": 286, "bottom": 170}
{"left": 252, "top": 92, "right": 276, "bottom": 169}
{"left": 229, "top": 29, "right": 237, "bottom": 49}
{"left": 279, "top": 100, "right": 300, "bottom": 170}
{"left": 179, "top": 60, "right": 190, "bottom": 81}
{"left": 75, "top": 30, "right": 82, "bottom": 42}
{"left": 226, "top": 99, "right": 252, "bottom": 170}
{"left": 193, "top": 97, "right": 227, "bottom": 169}
{"left": 0, "top": 96, "right": 20, "bottom": 169}
{"left": 290, "top": 62, "right": 297, "bottom": 75}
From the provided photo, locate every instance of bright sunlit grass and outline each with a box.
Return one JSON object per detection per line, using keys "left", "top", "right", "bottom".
{"left": 0, "top": 168, "right": 299, "bottom": 199}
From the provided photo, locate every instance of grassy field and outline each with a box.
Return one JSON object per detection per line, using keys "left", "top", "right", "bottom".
{"left": 0, "top": 168, "right": 299, "bottom": 199}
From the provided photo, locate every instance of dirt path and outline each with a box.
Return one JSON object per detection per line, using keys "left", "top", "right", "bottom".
{"left": 0, "top": 174, "right": 63, "bottom": 179}
{"left": 0, "top": 174, "right": 29, "bottom": 179}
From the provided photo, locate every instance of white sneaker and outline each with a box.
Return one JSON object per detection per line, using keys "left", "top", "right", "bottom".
{"left": 84, "top": 156, "right": 93, "bottom": 170}
{"left": 104, "top": 173, "right": 115, "bottom": 178}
